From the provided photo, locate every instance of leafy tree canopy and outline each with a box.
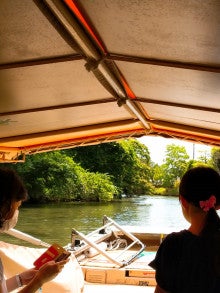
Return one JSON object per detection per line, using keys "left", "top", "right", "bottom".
{"left": 12, "top": 152, "right": 116, "bottom": 202}
{"left": 3, "top": 139, "right": 217, "bottom": 202}
{"left": 160, "top": 144, "right": 189, "bottom": 188}
{"left": 211, "top": 147, "right": 220, "bottom": 173}
{"left": 63, "top": 139, "right": 152, "bottom": 196}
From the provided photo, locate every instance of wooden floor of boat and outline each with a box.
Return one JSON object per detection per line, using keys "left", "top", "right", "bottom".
{"left": 84, "top": 283, "right": 155, "bottom": 292}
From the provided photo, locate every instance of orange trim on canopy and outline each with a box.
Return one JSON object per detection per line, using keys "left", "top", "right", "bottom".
{"left": 64, "top": 0, "right": 107, "bottom": 54}
{"left": 121, "top": 78, "right": 136, "bottom": 99}
{"left": 0, "top": 128, "right": 145, "bottom": 151}
{"left": 14, "top": 129, "right": 146, "bottom": 152}
{"left": 151, "top": 125, "right": 220, "bottom": 146}
{"left": 64, "top": 0, "right": 136, "bottom": 100}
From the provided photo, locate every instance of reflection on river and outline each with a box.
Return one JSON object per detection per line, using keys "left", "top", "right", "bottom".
{"left": 1, "top": 196, "right": 190, "bottom": 246}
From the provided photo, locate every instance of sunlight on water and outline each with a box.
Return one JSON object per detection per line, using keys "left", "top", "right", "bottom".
{"left": 110, "top": 196, "right": 188, "bottom": 235}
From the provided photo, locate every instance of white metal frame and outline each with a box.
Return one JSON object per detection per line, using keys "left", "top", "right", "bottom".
{"left": 69, "top": 215, "right": 145, "bottom": 267}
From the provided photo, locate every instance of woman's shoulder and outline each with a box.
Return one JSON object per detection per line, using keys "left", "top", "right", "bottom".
{"left": 149, "top": 229, "right": 198, "bottom": 267}
{"left": 158, "top": 229, "right": 199, "bottom": 253}
{"left": 164, "top": 229, "right": 192, "bottom": 242}
{"left": 149, "top": 230, "right": 189, "bottom": 266}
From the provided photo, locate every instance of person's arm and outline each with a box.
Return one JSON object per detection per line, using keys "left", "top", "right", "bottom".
{"left": 154, "top": 284, "right": 170, "bottom": 293}
{"left": 6, "top": 268, "right": 37, "bottom": 292}
{"left": 6, "top": 259, "right": 68, "bottom": 293}
{"left": 18, "top": 259, "right": 68, "bottom": 293}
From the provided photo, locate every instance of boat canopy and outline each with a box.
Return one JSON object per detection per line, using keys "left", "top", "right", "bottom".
{"left": 0, "top": 0, "right": 220, "bottom": 162}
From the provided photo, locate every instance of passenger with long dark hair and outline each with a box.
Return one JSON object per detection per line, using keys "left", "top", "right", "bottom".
{"left": 149, "top": 166, "right": 220, "bottom": 293}
{"left": 0, "top": 168, "right": 69, "bottom": 293}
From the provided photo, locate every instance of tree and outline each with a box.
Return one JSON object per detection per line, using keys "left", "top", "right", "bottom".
{"left": 62, "top": 142, "right": 127, "bottom": 189}
{"left": 162, "top": 144, "right": 190, "bottom": 188}
{"left": 63, "top": 139, "right": 152, "bottom": 196}
{"left": 78, "top": 171, "right": 117, "bottom": 201}
{"left": 211, "top": 147, "right": 220, "bottom": 173}
{"left": 197, "top": 150, "right": 211, "bottom": 165}
{"left": 118, "top": 139, "right": 152, "bottom": 195}
{"left": 13, "top": 152, "right": 82, "bottom": 202}
{"left": 150, "top": 163, "right": 165, "bottom": 187}
{"left": 13, "top": 151, "right": 116, "bottom": 202}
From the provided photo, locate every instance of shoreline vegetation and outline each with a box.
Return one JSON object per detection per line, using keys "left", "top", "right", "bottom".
{"left": 3, "top": 139, "right": 219, "bottom": 203}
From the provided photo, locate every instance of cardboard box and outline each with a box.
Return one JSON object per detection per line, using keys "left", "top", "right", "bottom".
{"left": 127, "top": 269, "right": 155, "bottom": 278}
{"left": 85, "top": 269, "right": 106, "bottom": 283}
{"left": 125, "top": 276, "right": 156, "bottom": 286}
{"left": 83, "top": 266, "right": 155, "bottom": 286}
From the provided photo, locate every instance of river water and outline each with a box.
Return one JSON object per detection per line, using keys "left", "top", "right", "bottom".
{"left": 1, "top": 195, "right": 192, "bottom": 247}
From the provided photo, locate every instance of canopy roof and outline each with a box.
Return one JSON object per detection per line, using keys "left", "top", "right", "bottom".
{"left": 0, "top": 0, "right": 220, "bottom": 162}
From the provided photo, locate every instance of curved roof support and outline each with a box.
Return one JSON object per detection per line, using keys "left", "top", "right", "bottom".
{"left": 45, "top": 0, "right": 151, "bottom": 130}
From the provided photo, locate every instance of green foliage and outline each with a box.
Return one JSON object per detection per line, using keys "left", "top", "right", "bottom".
{"left": 152, "top": 187, "right": 166, "bottom": 195}
{"left": 150, "top": 144, "right": 190, "bottom": 191}
{"left": 63, "top": 139, "right": 152, "bottom": 196}
{"left": 211, "top": 147, "right": 220, "bottom": 173}
{"left": 116, "top": 139, "right": 151, "bottom": 195}
{"left": 78, "top": 172, "right": 117, "bottom": 201}
{"left": 186, "top": 159, "right": 211, "bottom": 170}
{"left": 161, "top": 144, "right": 189, "bottom": 188}
{"left": 5, "top": 139, "right": 215, "bottom": 202}
{"left": 62, "top": 142, "right": 126, "bottom": 188}
{"left": 13, "top": 152, "right": 116, "bottom": 202}
{"left": 150, "top": 163, "right": 165, "bottom": 187}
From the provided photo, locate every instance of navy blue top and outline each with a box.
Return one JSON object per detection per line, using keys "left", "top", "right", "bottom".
{"left": 149, "top": 230, "right": 220, "bottom": 293}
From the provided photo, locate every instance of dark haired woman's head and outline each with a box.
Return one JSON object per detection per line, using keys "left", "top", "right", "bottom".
{"left": 179, "top": 166, "right": 220, "bottom": 210}
{"left": 0, "top": 168, "right": 27, "bottom": 228}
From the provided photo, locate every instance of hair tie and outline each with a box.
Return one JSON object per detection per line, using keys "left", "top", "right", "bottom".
{"left": 199, "top": 195, "right": 216, "bottom": 212}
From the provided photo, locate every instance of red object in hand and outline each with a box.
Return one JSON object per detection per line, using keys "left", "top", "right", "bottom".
{"left": 34, "top": 243, "right": 70, "bottom": 269}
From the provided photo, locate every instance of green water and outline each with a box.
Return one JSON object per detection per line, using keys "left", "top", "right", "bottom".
{"left": 0, "top": 196, "right": 189, "bottom": 247}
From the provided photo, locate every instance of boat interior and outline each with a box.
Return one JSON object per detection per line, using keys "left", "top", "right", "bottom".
{"left": 0, "top": 0, "right": 219, "bottom": 163}
{"left": 0, "top": 1, "right": 219, "bottom": 292}
{"left": 5, "top": 216, "right": 158, "bottom": 290}
{"left": 67, "top": 216, "right": 158, "bottom": 287}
